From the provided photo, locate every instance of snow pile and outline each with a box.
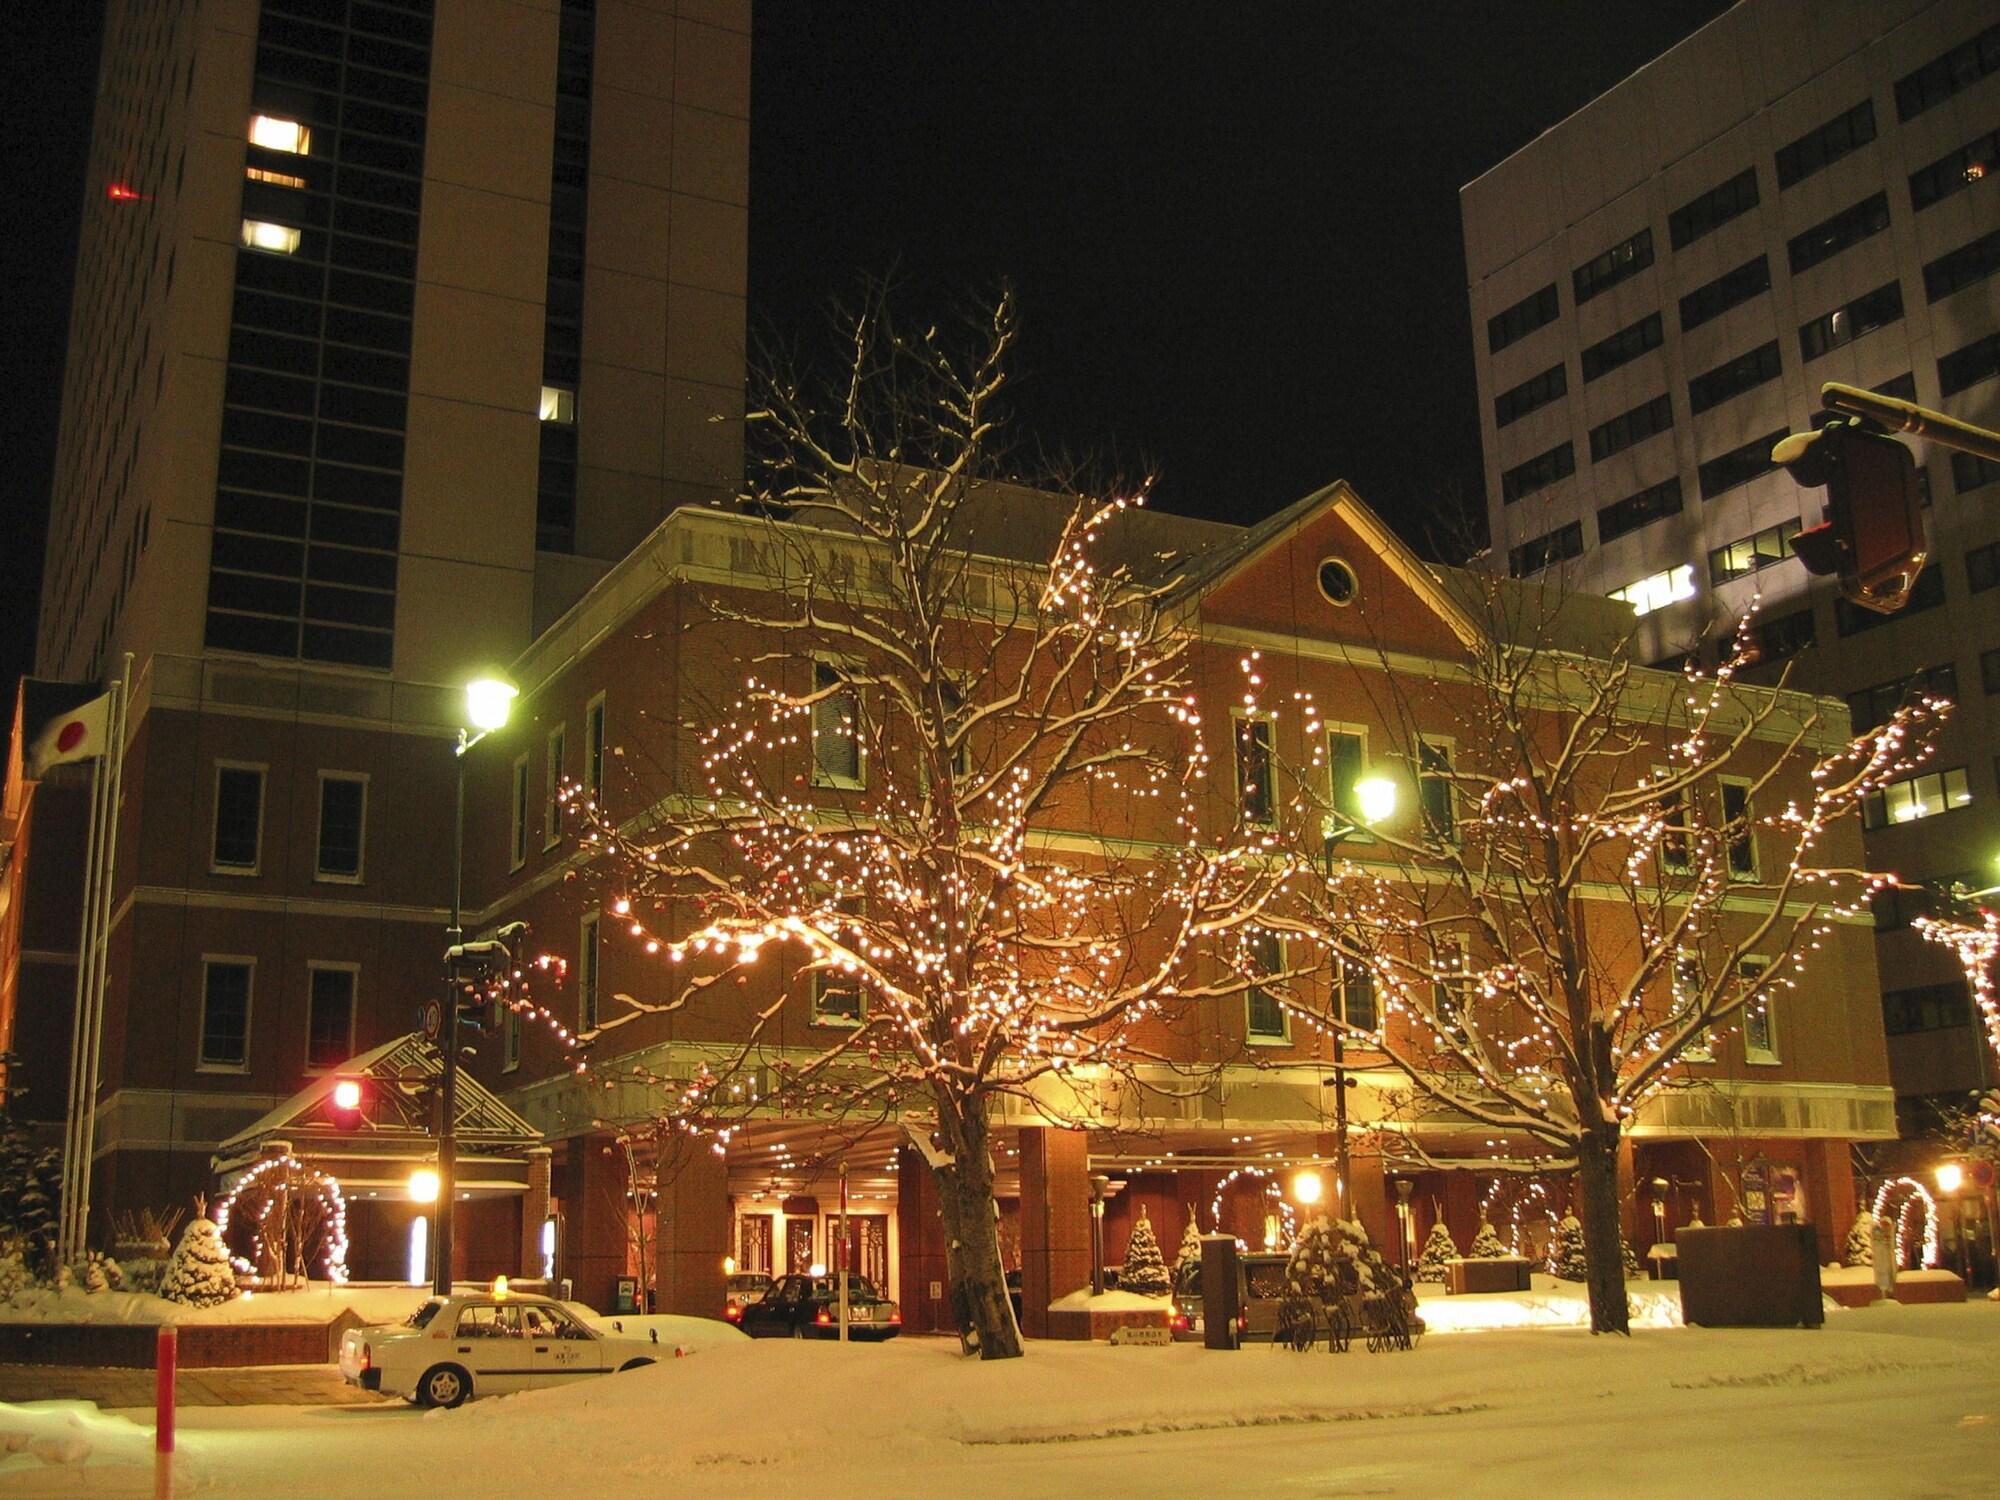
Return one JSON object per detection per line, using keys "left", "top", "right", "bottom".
{"left": 0, "top": 1401, "right": 151, "bottom": 1473}
{"left": 1416, "top": 1273, "right": 1683, "bottom": 1332}
{"left": 0, "top": 1280, "right": 429, "bottom": 1327}
{"left": 1047, "top": 1287, "right": 1171, "bottom": 1313}
{"left": 575, "top": 1312, "right": 749, "bottom": 1352}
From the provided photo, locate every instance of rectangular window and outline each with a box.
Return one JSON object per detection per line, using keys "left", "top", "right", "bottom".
{"left": 1836, "top": 562, "right": 1945, "bottom": 635}
{"left": 1721, "top": 780, "right": 1756, "bottom": 880}
{"left": 1847, "top": 664, "right": 1957, "bottom": 734}
{"left": 811, "top": 897, "right": 868, "bottom": 1028}
{"left": 1787, "top": 192, "right": 1890, "bottom": 274}
{"left": 1939, "top": 331, "right": 2000, "bottom": 396}
{"left": 1597, "top": 476, "right": 1683, "bottom": 543}
{"left": 240, "top": 219, "right": 302, "bottom": 255}
{"left": 1910, "top": 128, "right": 2000, "bottom": 212}
{"left": 1673, "top": 952, "right": 1711, "bottom": 1059}
{"left": 1588, "top": 392, "right": 1673, "bottom": 462}
{"left": 1500, "top": 441, "right": 1575, "bottom": 504}
{"left": 1656, "top": 768, "right": 1692, "bottom": 875}
{"left": 1580, "top": 311, "right": 1663, "bottom": 382}
{"left": 1882, "top": 980, "right": 1974, "bottom": 1035}
{"left": 1748, "top": 604, "right": 1816, "bottom": 665}
{"left": 1983, "top": 646, "right": 2000, "bottom": 696}
{"left": 248, "top": 114, "right": 311, "bottom": 155}
{"left": 1799, "top": 281, "right": 1904, "bottom": 361}
{"left": 1573, "top": 226, "right": 1654, "bottom": 305}
{"left": 811, "top": 661, "right": 864, "bottom": 788}
{"left": 1339, "top": 959, "right": 1377, "bottom": 1031}
{"left": 1245, "top": 932, "right": 1288, "bottom": 1042}
{"left": 510, "top": 754, "right": 529, "bottom": 870}
{"left": 1862, "top": 765, "right": 1972, "bottom": 829}
{"left": 315, "top": 773, "right": 366, "bottom": 881}
{"left": 1924, "top": 228, "right": 2000, "bottom": 303}
{"left": 1417, "top": 739, "right": 1454, "bottom": 842}
{"left": 1431, "top": 937, "right": 1471, "bottom": 1044}
{"left": 1494, "top": 362, "right": 1568, "bottom": 428}
{"left": 1679, "top": 254, "right": 1771, "bottom": 332}
{"left": 1953, "top": 451, "right": 2000, "bottom": 495}
{"left": 1507, "top": 520, "right": 1584, "bottom": 577}
{"left": 212, "top": 764, "right": 265, "bottom": 873}
{"left": 1487, "top": 282, "right": 1559, "bottom": 353}
{"left": 1708, "top": 518, "right": 1802, "bottom": 586}
{"left": 306, "top": 964, "right": 356, "bottom": 1070}
{"left": 1739, "top": 959, "right": 1777, "bottom": 1063}
{"left": 199, "top": 959, "right": 253, "bottom": 1070}
{"left": 538, "top": 385, "right": 576, "bottom": 423}
{"left": 1698, "top": 429, "right": 1788, "bottom": 500}
{"left": 1688, "top": 340, "right": 1782, "bottom": 414}
{"left": 584, "top": 692, "right": 606, "bottom": 798}
{"left": 1873, "top": 371, "right": 1918, "bottom": 401}
{"left": 1670, "top": 166, "right": 1760, "bottom": 248}
{"left": 1895, "top": 21, "right": 2000, "bottom": 121}
{"left": 1775, "top": 100, "right": 1876, "bottom": 189}
{"left": 1325, "top": 728, "right": 1371, "bottom": 839}
{"left": 1967, "top": 540, "right": 2000, "bottom": 595}
{"left": 579, "top": 911, "right": 600, "bottom": 1030}
{"left": 1608, "top": 564, "right": 1696, "bottom": 617}
{"left": 544, "top": 725, "right": 567, "bottom": 848}
{"left": 1234, "top": 716, "right": 1276, "bottom": 828}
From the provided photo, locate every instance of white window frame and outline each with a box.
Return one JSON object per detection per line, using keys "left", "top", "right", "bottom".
{"left": 1337, "top": 956, "right": 1378, "bottom": 1032}
{"left": 1245, "top": 931, "right": 1290, "bottom": 1045}
{"left": 544, "top": 724, "right": 567, "bottom": 851}
{"left": 197, "top": 955, "right": 255, "bottom": 1073}
{"left": 809, "top": 893, "right": 868, "bottom": 1028}
{"left": 1431, "top": 934, "right": 1471, "bottom": 1044}
{"left": 1654, "top": 764, "right": 1692, "bottom": 876}
{"left": 510, "top": 753, "right": 530, "bottom": 871}
{"left": 1673, "top": 950, "right": 1713, "bottom": 1061}
{"left": 810, "top": 660, "right": 866, "bottom": 790}
{"left": 584, "top": 692, "right": 607, "bottom": 800}
{"left": 313, "top": 770, "right": 368, "bottom": 884}
{"left": 304, "top": 960, "right": 359, "bottom": 1072}
{"left": 1740, "top": 956, "right": 1779, "bottom": 1064}
{"left": 1720, "top": 776, "right": 1758, "bottom": 881}
{"left": 1232, "top": 710, "right": 1278, "bottom": 830}
{"left": 1416, "top": 736, "right": 1457, "bottom": 844}
{"left": 210, "top": 761, "right": 267, "bottom": 876}
{"left": 579, "top": 910, "right": 601, "bottom": 1031}
{"left": 1324, "top": 724, "right": 1375, "bottom": 844}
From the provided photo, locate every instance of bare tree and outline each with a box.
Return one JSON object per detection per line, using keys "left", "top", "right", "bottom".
{"left": 574, "top": 288, "right": 1270, "bottom": 1359}
{"left": 1256, "top": 579, "right": 1941, "bottom": 1333}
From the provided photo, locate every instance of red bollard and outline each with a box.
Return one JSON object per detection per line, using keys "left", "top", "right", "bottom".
{"left": 155, "top": 1324, "right": 176, "bottom": 1499}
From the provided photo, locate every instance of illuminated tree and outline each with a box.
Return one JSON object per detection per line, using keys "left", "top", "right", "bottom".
{"left": 575, "top": 288, "right": 1270, "bottom": 1360}
{"left": 1119, "top": 1208, "right": 1172, "bottom": 1297}
{"left": 1414, "top": 1216, "right": 1458, "bottom": 1282}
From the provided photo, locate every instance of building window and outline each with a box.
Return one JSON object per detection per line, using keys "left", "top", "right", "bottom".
{"left": 1720, "top": 779, "right": 1756, "bottom": 880}
{"left": 1609, "top": 564, "right": 1696, "bottom": 617}
{"left": 199, "top": 959, "right": 253, "bottom": 1070}
{"left": 1417, "top": 739, "right": 1454, "bottom": 842}
{"left": 1740, "top": 959, "right": 1777, "bottom": 1063}
{"left": 1698, "top": 429, "right": 1788, "bottom": 500}
{"left": 1588, "top": 392, "right": 1673, "bottom": 462}
{"left": 1847, "top": 664, "right": 1956, "bottom": 734}
{"left": 1234, "top": 716, "right": 1276, "bottom": 828}
{"left": 1494, "top": 362, "right": 1568, "bottom": 428}
{"left": 1883, "top": 981, "right": 1973, "bottom": 1035}
{"left": 1580, "top": 312, "right": 1663, "bottom": 382}
{"left": 810, "top": 897, "right": 867, "bottom": 1027}
{"left": 1431, "top": 938, "right": 1471, "bottom": 1044}
{"left": 1245, "top": 932, "right": 1288, "bottom": 1042}
{"left": 1487, "top": 282, "right": 1559, "bottom": 353}
{"left": 1688, "top": 340, "right": 1782, "bottom": 415}
{"left": 1500, "top": 441, "right": 1575, "bottom": 504}
{"left": 811, "top": 662, "right": 865, "bottom": 788}
{"left": 1953, "top": 451, "right": 2000, "bottom": 495}
{"left": 1836, "top": 563, "right": 1945, "bottom": 636}
{"left": 584, "top": 693, "right": 606, "bottom": 799}
{"left": 1775, "top": 100, "right": 1875, "bottom": 189}
{"left": 212, "top": 764, "right": 265, "bottom": 873}
{"left": 579, "top": 912, "right": 600, "bottom": 1030}
{"left": 247, "top": 114, "right": 310, "bottom": 155}
{"left": 315, "top": 773, "right": 366, "bottom": 881}
{"left": 1670, "top": 166, "right": 1760, "bottom": 248}
{"left": 1983, "top": 646, "right": 2000, "bottom": 696}
{"left": 1925, "top": 228, "right": 2000, "bottom": 304}
{"left": 1966, "top": 541, "right": 2000, "bottom": 595}
{"left": 1673, "top": 952, "right": 1712, "bottom": 1059}
{"left": 539, "top": 385, "right": 576, "bottom": 423}
{"left": 1597, "top": 477, "right": 1683, "bottom": 544}
{"left": 1787, "top": 192, "right": 1890, "bottom": 275}
{"left": 1909, "top": 128, "right": 1999, "bottom": 212}
{"left": 1873, "top": 371, "right": 1918, "bottom": 401}
{"left": 544, "top": 724, "right": 567, "bottom": 848}
{"left": 306, "top": 964, "right": 356, "bottom": 1070}
{"left": 1939, "top": 332, "right": 2000, "bottom": 396}
{"left": 1656, "top": 769, "right": 1692, "bottom": 875}
{"left": 1799, "top": 281, "right": 1904, "bottom": 361}
{"left": 1679, "top": 255, "right": 1771, "bottom": 332}
{"left": 1747, "top": 604, "right": 1816, "bottom": 665}
{"left": 503, "top": 1002, "right": 521, "bottom": 1071}
{"left": 1894, "top": 21, "right": 2000, "bottom": 122}
{"left": 1507, "top": 520, "right": 1583, "bottom": 578}
{"left": 239, "top": 219, "right": 301, "bottom": 255}
{"left": 1708, "top": 518, "right": 1802, "bottom": 586}
{"left": 1325, "top": 728, "right": 1372, "bottom": 839}
{"left": 1573, "top": 226, "right": 1654, "bottom": 305}
{"left": 510, "top": 754, "right": 529, "bottom": 870}
{"left": 1862, "top": 765, "right": 1972, "bottom": 829}
{"left": 1339, "top": 959, "right": 1377, "bottom": 1032}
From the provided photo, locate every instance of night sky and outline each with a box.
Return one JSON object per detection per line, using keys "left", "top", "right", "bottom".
{"left": 2, "top": 1, "right": 1733, "bottom": 690}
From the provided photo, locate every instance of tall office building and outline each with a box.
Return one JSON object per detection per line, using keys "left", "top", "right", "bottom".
{"left": 12, "top": 0, "right": 748, "bottom": 1226}
{"left": 1462, "top": 0, "right": 1998, "bottom": 1136}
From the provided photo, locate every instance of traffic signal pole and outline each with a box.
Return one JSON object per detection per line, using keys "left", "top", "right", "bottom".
{"left": 435, "top": 733, "right": 469, "bottom": 1298}
{"left": 1819, "top": 381, "right": 2000, "bottom": 463}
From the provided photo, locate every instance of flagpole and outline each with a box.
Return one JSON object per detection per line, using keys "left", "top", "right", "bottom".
{"left": 56, "top": 748, "right": 106, "bottom": 1268}
{"left": 74, "top": 657, "right": 132, "bottom": 1263}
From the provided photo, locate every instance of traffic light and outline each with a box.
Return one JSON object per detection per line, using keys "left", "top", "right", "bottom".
{"left": 1776, "top": 418, "right": 1928, "bottom": 615}
{"left": 327, "top": 1075, "right": 366, "bottom": 1125}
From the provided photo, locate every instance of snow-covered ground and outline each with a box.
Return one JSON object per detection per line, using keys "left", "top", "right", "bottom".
{"left": 0, "top": 1282, "right": 432, "bottom": 1327}
{"left": 3, "top": 1299, "right": 1996, "bottom": 1499}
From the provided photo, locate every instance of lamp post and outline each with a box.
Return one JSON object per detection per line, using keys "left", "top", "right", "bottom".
{"left": 1321, "top": 775, "right": 1396, "bottom": 1219}
{"left": 1936, "top": 1161, "right": 1966, "bottom": 1282}
{"left": 433, "top": 677, "right": 517, "bottom": 1296}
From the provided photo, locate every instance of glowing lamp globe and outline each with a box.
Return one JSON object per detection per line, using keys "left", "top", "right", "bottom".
{"left": 330, "top": 1077, "right": 363, "bottom": 1112}
{"left": 1935, "top": 1162, "right": 1964, "bottom": 1194}
{"left": 1354, "top": 776, "right": 1397, "bottom": 826}
{"left": 465, "top": 677, "right": 518, "bottom": 733}
{"left": 408, "top": 1168, "right": 440, "bottom": 1203}
{"left": 1293, "top": 1170, "right": 1324, "bottom": 1206}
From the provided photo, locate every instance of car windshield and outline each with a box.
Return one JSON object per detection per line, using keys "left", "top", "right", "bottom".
{"left": 812, "top": 1275, "right": 880, "bottom": 1300}
{"left": 404, "top": 1299, "right": 444, "bottom": 1329}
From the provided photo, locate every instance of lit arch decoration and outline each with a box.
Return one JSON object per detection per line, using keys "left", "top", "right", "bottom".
{"left": 214, "top": 1154, "right": 351, "bottom": 1286}
{"left": 1870, "top": 1176, "right": 1939, "bottom": 1269}
{"left": 1210, "top": 1167, "right": 1298, "bottom": 1251}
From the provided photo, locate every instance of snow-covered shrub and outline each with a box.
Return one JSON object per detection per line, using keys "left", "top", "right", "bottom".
{"left": 1119, "top": 1208, "right": 1172, "bottom": 1297}
{"left": 1172, "top": 1207, "right": 1203, "bottom": 1292}
{"left": 0, "top": 1245, "right": 33, "bottom": 1306}
{"left": 1547, "top": 1215, "right": 1588, "bottom": 1280}
{"left": 1415, "top": 1217, "right": 1459, "bottom": 1282}
{"left": 1467, "top": 1216, "right": 1509, "bottom": 1258}
{"left": 160, "top": 1213, "right": 237, "bottom": 1308}
{"left": 1844, "top": 1210, "right": 1875, "bottom": 1267}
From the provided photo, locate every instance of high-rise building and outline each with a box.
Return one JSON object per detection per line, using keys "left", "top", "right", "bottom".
{"left": 1463, "top": 0, "right": 1998, "bottom": 1134}
{"left": 12, "top": 0, "right": 748, "bottom": 1225}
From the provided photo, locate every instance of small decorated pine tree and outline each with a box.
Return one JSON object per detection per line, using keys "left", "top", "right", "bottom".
{"left": 1119, "top": 1207, "right": 1173, "bottom": 1297}
{"left": 1287, "top": 1216, "right": 1400, "bottom": 1301}
{"left": 1415, "top": 1217, "right": 1459, "bottom": 1282}
{"left": 160, "top": 1203, "right": 236, "bottom": 1308}
{"left": 1467, "top": 1215, "right": 1509, "bottom": 1258}
{"left": 1547, "top": 1214, "right": 1589, "bottom": 1280}
{"left": 1172, "top": 1205, "right": 1203, "bottom": 1293}
{"left": 1844, "top": 1210, "right": 1876, "bottom": 1266}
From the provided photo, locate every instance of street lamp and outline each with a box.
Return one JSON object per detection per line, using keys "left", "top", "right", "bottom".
{"left": 1321, "top": 777, "right": 1397, "bottom": 1220}
{"left": 433, "top": 676, "right": 516, "bottom": 1296}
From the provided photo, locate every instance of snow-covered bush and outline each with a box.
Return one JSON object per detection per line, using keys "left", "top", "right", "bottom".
{"left": 1286, "top": 1216, "right": 1396, "bottom": 1300}
{"left": 1172, "top": 1206, "right": 1203, "bottom": 1292}
{"left": 1844, "top": 1210, "right": 1875, "bottom": 1267}
{"left": 1467, "top": 1216, "right": 1509, "bottom": 1258}
{"left": 0, "top": 1245, "right": 33, "bottom": 1306}
{"left": 1547, "top": 1215, "right": 1588, "bottom": 1280}
{"left": 1415, "top": 1218, "right": 1459, "bottom": 1282}
{"left": 160, "top": 1212, "right": 237, "bottom": 1308}
{"left": 1119, "top": 1208, "right": 1172, "bottom": 1297}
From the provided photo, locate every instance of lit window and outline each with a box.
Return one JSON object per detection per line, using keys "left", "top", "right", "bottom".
{"left": 1863, "top": 766, "right": 1972, "bottom": 829}
{"left": 1608, "top": 565, "right": 1696, "bottom": 616}
{"left": 540, "top": 385, "right": 576, "bottom": 423}
{"left": 240, "top": 219, "right": 300, "bottom": 254}
{"left": 245, "top": 167, "right": 307, "bottom": 189}
{"left": 249, "top": 115, "right": 310, "bottom": 155}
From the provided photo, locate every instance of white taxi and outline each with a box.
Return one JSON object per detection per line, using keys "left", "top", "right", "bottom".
{"left": 339, "top": 1287, "right": 666, "bottom": 1407}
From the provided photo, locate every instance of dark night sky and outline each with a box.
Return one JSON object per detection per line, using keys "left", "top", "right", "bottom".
{"left": 2, "top": 2, "right": 1733, "bottom": 690}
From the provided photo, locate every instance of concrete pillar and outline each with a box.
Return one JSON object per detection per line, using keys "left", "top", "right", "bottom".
{"left": 556, "top": 1134, "right": 628, "bottom": 1313}
{"left": 656, "top": 1146, "right": 730, "bottom": 1318}
{"left": 1018, "top": 1126, "right": 1091, "bottom": 1339}
{"left": 895, "top": 1144, "right": 951, "bottom": 1333}
{"left": 1442, "top": 1169, "right": 1481, "bottom": 1249}
{"left": 520, "top": 1147, "right": 552, "bottom": 1279}
{"left": 1803, "top": 1137, "right": 1856, "bottom": 1265}
{"left": 1318, "top": 1135, "right": 1393, "bottom": 1255}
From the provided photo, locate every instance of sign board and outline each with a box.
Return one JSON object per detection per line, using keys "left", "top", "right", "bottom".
{"left": 421, "top": 998, "right": 443, "bottom": 1042}
{"left": 612, "top": 1276, "right": 639, "bottom": 1314}
{"left": 1109, "top": 1326, "right": 1172, "bottom": 1347}
{"left": 1972, "top": 1159, "right": 1996, "bottom": 1190}
{"left": 929, "top": 1280, "right": 943, "bottom": 1300}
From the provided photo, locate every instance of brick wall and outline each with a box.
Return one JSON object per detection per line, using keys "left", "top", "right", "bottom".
{"left": 0, "top": 1311, "right": 360, "bottom": 1368}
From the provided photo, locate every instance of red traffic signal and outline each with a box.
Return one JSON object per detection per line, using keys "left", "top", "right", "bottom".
{"left": 327, "top": 1076, "right": 366, "bottom": 1123}
{"left": 1775, "top": 419, "right": 1927, "bottom": 615}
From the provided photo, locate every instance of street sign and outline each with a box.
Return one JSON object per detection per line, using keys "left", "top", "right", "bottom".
{"left": 421, "top": 997, "right": 443, "bottom": 1042}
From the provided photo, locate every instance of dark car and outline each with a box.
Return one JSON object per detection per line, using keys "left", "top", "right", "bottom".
{"left": 739, "top": 1273, "right": 902, "bottom": 1340}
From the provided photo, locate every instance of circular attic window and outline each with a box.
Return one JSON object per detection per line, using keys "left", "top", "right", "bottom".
{"left": 1316, "top": 557, "right": 1359, "bottom": 607}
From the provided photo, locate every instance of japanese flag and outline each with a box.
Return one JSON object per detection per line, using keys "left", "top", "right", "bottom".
{"left": 27, "top": 693, "right": 112, "bottom": 778}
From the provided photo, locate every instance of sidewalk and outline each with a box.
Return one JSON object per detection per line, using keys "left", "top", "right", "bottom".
{"left": 0, "top": 1363, "right": 387, "bottom": 1408}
